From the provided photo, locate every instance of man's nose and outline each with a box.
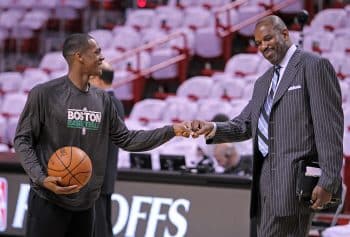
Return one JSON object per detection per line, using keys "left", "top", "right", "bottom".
{"left": 259, "top": 41, "right": 268, "bottom": 51}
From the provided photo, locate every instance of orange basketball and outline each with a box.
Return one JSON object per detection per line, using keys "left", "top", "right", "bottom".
{"left": 47, "top": 146, "right": 92, "bottom": 188}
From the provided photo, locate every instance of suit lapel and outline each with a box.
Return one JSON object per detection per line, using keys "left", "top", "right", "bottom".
{"left": 272, "top": 50, "right": 302, "bottom": 106}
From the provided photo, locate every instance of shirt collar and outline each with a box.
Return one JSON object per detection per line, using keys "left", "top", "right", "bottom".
{"left": 278, "top": 44, "right": 297, "bottom": 69}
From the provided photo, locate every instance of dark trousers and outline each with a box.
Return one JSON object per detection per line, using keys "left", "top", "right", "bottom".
{"left": 26, "top": 189, "right": 95, "bottom": 237}
{"left": 257, "top": 157, "right": 312, "bottom": 237}
{"left": 94, "top": 194, "right": 113, "bottom": 237}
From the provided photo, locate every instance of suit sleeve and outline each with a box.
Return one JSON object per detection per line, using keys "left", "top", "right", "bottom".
{"left": 208, "top": 100, "right": 253, "bottom": 144}
{"left": 306, "top": 57, "right": 344, "bottom": 193}
{"left": 14, "top": 87, "right": 46, "bottom": 185}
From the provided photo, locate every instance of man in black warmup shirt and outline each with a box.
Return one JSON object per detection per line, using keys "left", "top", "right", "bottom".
{"left": 14, "top": 33, "right": 191, "bottom": 237}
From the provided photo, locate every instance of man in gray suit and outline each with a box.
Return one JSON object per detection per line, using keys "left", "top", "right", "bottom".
{"left": 190, "top": 15, "right": 343, "bottom": 236}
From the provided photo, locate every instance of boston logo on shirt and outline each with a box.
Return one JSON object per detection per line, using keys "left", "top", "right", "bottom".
{"left": 67, "top": 107, "right": 101, "bottom": 135}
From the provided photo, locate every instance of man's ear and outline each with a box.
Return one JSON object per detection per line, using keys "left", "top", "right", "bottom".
{"left": 75, "top": 52, "right": 84, "bottom": 63}
{"left": 282, "top": 28, "right": 289, "bottom": 41}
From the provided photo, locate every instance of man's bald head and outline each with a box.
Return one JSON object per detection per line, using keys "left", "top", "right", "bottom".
{"left": 255, "top": 15, "right": 288, "bottom": 32}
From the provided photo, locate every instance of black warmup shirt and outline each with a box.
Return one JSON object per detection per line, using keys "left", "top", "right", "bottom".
{"left": 14, "top": 76, "right": 175, "bottom": 210}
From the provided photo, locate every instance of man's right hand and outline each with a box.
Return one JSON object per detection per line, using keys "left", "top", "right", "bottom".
{"left": 191, "top": 120, "right": 214, "bottom": 138}
{"left": 43, "top": 176, "right": 80, "bottom": 195}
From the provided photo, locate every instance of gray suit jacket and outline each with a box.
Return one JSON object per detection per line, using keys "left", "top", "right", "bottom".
{"left": 209, "top": 49, "right": 344, "bottom": 217}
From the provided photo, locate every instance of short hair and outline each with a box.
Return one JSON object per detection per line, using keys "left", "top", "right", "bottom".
{"left": 255, "top": 15, "right": 287, "bottom": 32}
{"left": 212, "top": 113, "right": 229, "bottom": 122}
{"left": 62, "top": 33, "right": 93, "bottom": 60}
{"left": 100, "top": 68, "right": 114, "bottom": 85}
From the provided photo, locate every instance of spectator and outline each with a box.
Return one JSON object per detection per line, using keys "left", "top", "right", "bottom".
{"left": 213, "top": 143, "right": 252, "bottom": 176}
{"left": 89, "top": 60, "right": 124, "bottom": 237}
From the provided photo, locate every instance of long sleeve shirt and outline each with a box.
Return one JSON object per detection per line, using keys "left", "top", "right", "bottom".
{"left": 14, "top": 76, "right": 175, "bottom": 210}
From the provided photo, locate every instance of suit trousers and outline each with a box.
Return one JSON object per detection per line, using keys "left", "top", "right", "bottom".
{"left": 257, "top": 155, "right": 313, "bottom": 237}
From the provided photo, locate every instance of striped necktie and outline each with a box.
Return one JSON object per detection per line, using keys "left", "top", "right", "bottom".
{"left": 257, "top": 65, "right": 281, "bottom": 157}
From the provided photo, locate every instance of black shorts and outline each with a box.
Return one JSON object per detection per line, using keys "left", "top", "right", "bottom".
{"left": 26, "top": 189, "right": 95, "bottom": 237}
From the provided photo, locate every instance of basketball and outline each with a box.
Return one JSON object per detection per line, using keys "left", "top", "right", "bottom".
{"left": 47, "top": 146, "right": 92, "bottom": 188}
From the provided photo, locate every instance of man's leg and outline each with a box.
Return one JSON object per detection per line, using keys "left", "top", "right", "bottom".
{"left": 257, "top": 208, "right": 312, "bottom": 237}
{"left": 26, "top": 189, "right": 71, "bottom": 237}
{"left": 257, "top": 161, "right": 312, "bottom": 237}
{"left": 67, "top": 203, "right": 95, "bottom": 237}
{"left": 94, "top": 194, "right": 113, "bottom": 237}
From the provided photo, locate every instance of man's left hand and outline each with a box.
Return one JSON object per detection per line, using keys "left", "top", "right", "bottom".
{"left": 173, "top": 122, "right": 192, "bottom": 137}
{"left": 311, "top": 185, "right": 332, "bottom": 210}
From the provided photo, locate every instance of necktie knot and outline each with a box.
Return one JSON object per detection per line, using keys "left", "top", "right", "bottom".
{"left": 273, "top": 65, "right": 281, "bottom": 83}
{"left": 274, "top": 65, "right": 281, "bottom": 75}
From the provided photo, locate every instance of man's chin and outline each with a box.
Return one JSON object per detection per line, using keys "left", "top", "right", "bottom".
{"left": 265, "top": 57, "right": 278, "bottom": 65}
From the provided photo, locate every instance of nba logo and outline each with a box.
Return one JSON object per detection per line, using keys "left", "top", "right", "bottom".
{"left": 0, "top": 177, "right": 7, "bottom": 231}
